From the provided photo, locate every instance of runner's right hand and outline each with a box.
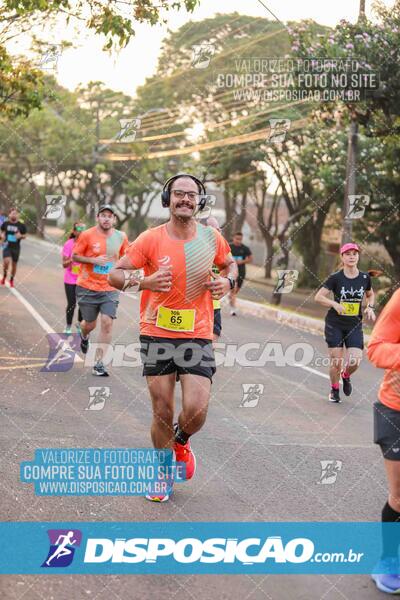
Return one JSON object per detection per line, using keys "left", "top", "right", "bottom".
{"left": 92, "top": 255, "right": 109, "bottom": 266}
{"left": 333, "top": 302, "right": 345, "bottom": 315}
{"left": 143, "top": 268, "right": 172, "bottom": 292}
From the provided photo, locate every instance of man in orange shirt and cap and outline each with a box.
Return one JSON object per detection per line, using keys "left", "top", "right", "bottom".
{"left": 73, "top": 205, "right": 129, "bottom": 377}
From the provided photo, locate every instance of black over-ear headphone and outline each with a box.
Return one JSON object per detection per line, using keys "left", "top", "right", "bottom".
{"left": 161, "top": 173, "right": 207, "bottom": 210}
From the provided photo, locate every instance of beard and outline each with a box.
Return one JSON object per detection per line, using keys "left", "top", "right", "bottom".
{"left": 99, "top": 222, "right": 112, "bottom": 231}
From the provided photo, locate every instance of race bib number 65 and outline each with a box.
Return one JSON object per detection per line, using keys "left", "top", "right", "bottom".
{"left": 156, "top": 307, "right": 195, "bottom": 332}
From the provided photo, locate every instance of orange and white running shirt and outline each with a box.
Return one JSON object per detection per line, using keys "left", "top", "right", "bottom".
{"left": 74, "top": 226, "right": 129, "bottom": 292}
{"left": 367, "top": 288, "right": 400, "bottom": 410}
{"left": 125, "top": 223, "right": 232, "bottom": 339}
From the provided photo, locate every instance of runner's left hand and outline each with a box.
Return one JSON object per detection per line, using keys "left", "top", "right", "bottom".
{"left": 364, "top": 306, "right": 376, "bottom": 322}
{"left": 204, "top": 270, "right": 230, "bottom": 299}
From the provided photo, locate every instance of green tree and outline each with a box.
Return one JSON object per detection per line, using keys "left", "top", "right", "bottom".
{"left": 355, "top": 131, "right": 400, "bottom": 288}
{"left": 0, "top": 45, "right": 45, "bottom": 117}
{"left": 0, "top": 0, "right": 200, "bottom": 115}
{"left": 1, "top": 0, "right": 200, "bottom": 49}
{"left": 0, "top": 78, "right": 93, "bottom": 235}
{"left": 133, "top": 13, "right": 300, "bottom": 246}
{"left": 289, "top": 2, "right": 400, "bottom": 283}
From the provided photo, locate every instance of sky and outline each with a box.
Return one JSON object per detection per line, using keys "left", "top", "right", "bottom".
{"left": 10, "top": 0, "right": 395, "bottom": 97}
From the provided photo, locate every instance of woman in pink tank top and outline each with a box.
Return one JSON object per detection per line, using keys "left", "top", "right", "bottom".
{"left": 61, "top": 222, "right": 85, "bottom": 334}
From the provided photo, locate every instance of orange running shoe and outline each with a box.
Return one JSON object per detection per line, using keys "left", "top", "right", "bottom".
{"left": 174, "top": 438, "right": 196, "bottom": 481}
{"left": 145, "top": 493, "right": 170, "bottom": 503}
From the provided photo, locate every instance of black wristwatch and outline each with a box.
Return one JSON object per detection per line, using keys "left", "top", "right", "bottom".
{"left": 226, "top": 276, "right": 236, "bottom": 290}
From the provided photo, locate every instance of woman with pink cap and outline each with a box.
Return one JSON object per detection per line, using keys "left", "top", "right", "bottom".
{"left": 315, "top": 242, "right": 376, "bottom": 403}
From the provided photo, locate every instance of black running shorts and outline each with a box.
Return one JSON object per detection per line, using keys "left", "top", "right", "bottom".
{"left": 324, "top": 320, "right": 364, "bottom": 349}
{"left": 374, "top": 401, "right": 400, "bottom": 461}
{"left": 139, "top": 335, "right": 216, "bottom": 381}
{"left": 3, "top": 245, "right": 20, "bottom": 263}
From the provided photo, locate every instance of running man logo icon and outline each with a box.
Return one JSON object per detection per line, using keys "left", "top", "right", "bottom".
{"left": 44, "top": 195, "right": 67, "bottom": 220}
{"left": 240, "top": 384, "right": 264, "bottom": 408}
{"left": 267, "top": 119, "right": 291, "bottom": 143}
{"left": 42, "top": 529, "right": 82, "bottom": 568}
{"left": 318, "top": 460, "right": 343, "bottom": 485}
{"left": 191, "top": 43, "right": 215, "bottom": 69}
{"left": 42, "top": 333, "right": 80, "bottom": 372}
{"left": 86, "top": 386, "right": 111, "bottom": 410}
{"left": 347, "top": 195, "right": 370, "bottom": 219}
{"left": 38, "top": 45, "right": 62, "bottom": 70}
{"left": 117, "top": 118, "right": 141, "bottom": 142}
{"left": 274, "top": 270, "right": 298, "bottom": 294}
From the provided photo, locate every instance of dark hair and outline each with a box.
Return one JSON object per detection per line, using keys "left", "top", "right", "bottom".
{"left": 69, "top": 222, "right": 81, "bottom": 239}
{"left": 234, "top": 231, "right": 243, "bottom": 237}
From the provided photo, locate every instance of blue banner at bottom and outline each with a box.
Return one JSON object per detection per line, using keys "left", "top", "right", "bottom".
{"left": 1, "top": 522, "right": 399, "bottom": 574}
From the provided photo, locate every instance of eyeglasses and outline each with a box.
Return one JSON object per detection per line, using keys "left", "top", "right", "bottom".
{"left": 172, "top": 190, "right": 199, "bottom": 201}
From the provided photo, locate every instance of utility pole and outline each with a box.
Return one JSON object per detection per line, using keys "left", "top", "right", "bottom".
{"left": 90, "top": 103, "right": 101, "bottom": 220}
{"left": 341, "top": 0, "right": 366, "bottom": 244}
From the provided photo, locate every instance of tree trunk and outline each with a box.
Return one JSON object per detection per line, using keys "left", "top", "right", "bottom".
{"left": 128, "top": 214, "right": 147, "bottom": 239}
{"left": 295, "top": 209, "right": 325, "bottom": 288}
{"left": 270, "top": 235, "right": 289, "bottom": 306}
{"left": 235, "top": 191, "right": 247, "bottom": 234}
{"left": 223, "top": 185, "right": 234, "bottom": 240}
{"left": 255, "top": 201, "right": 274, "bottom": 279}
{"left": 32, "top": 186, "right": 45, "bottom": 239}
{"left": 384, "top": 234, "right": 400, "bottom": 300}
{"left": 264, "top": 236, "right": 274, "bottom": 278}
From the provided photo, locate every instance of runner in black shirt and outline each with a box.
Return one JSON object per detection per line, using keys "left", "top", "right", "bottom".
{"left": 229, "top": 232, "right": 252, "bottom": 316}
{"left": 1, "top": 207, "right": 27, "bottom": 288}
{"left": 315, "top": 242, "right": 376, "bottom": 403}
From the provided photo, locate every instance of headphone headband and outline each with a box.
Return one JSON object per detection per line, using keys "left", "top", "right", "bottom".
{"left": 161, "top": 173, "right": 206, "bottom": 209}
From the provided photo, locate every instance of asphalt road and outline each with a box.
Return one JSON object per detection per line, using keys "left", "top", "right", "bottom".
{"left": 0, "top": 237, "right": 388, "bottom": 599}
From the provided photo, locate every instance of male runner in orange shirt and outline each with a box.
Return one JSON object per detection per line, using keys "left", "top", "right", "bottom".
{"left": 109, "top": 174, "right": 237, "bottom": 502}
{"left": 73, "top": 205, "right": 129, "bottom": 376}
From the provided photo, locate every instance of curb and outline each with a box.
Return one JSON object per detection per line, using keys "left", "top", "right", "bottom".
{"left": 27, "top": 235, "right": 61, "bottom": 252}
{"left": 236, "top": 298, "right": 371, "bottom": 343}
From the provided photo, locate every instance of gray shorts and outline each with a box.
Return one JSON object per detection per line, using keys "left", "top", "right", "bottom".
{"left": 76, "top": 286, "right": 120, "bottom": 322}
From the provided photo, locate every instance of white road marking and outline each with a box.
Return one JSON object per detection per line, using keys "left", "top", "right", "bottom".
{"left": 5, "top": 284, "right": 83, "bottom": 363}
{"left": 266, "top": 442, "right": 374, "bottom": 448}
{"left": 293, "top": 363, "right": 331, "bottom": 381}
